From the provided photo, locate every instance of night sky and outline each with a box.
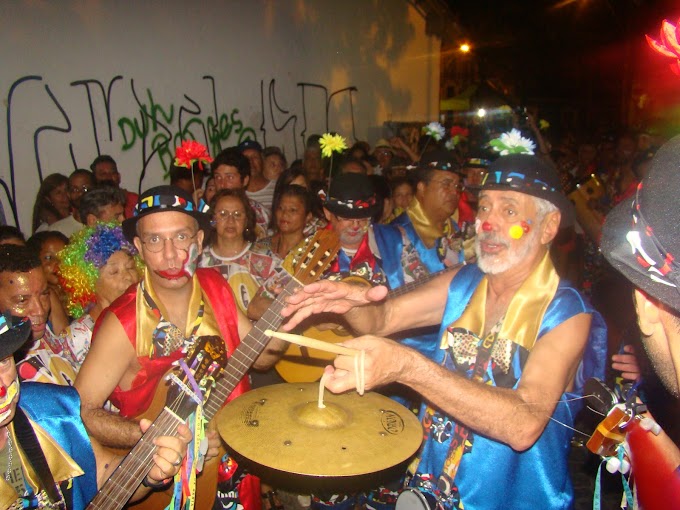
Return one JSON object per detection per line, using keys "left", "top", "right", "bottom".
{"left": 449, "top": 0, "right": 680, "bottom": 135}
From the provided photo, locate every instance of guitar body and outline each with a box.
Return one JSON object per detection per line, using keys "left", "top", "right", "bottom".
{"left": 275, "top": 276, "right": 370, "bottom": 383}
{"left": 124, "top": 373, "right": 220, "bottom": 510}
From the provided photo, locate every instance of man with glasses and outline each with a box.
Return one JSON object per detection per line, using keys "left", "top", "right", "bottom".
{"left": 41, "top": 169, "right": 94, "bottom": 238}
{"left": 75, "top": 185, "right": 284, "bottom": 509}
{"left": 210, "top": 147, "right": 271, "bottom": 239}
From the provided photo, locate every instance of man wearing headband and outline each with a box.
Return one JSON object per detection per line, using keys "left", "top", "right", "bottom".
{"left": 75, "top": 185, "right": 284, "bottom": 509}
{"left": 0, "top": 314, "right": 190, "bottom": 509}
{"left": 282, "top": 153, "right": 606, "bottom": 509}
{"left": 600, "top": 135, "right": 680, "bottom": 508}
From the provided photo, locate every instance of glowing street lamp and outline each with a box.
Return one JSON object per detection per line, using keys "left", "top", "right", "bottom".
{"left": 460, "top": 43, "right": 471, "bottom": 53}
{"left": 477, "top": 108, "right": 487, "bottom": 118}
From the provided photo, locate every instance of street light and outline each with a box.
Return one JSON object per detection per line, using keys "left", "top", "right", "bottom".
{"left": 460, "top": 43, "right": 471, "bottom": 53}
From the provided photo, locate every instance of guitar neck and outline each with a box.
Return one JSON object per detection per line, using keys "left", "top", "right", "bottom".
{"left": 86, "top": 407, "right": 185, "bottom": 509}
{"left": 203, "top": 281, "right": 297, "bottom": 421}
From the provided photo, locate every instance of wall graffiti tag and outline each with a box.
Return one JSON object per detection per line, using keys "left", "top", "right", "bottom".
{"left": 2, "top": 74, "right": 357, "bottom": 231}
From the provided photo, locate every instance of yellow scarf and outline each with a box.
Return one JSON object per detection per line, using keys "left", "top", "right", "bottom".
{"left": 135, "top": 269, "right": 221, "bottom": 358}
{"left": 406, "top": 198, "right": 458, "bottom": 249}
{"left": 446, "top": 251, "right": 559, "bottom": 351}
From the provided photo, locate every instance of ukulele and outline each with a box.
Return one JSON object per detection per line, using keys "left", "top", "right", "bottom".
{"left": 584, "top": 378, "right": 680, "bottom": 509}
{"left": 128, "top": 229, "right": 340, "bottom": 510}
{"left": 275, "top": 263, "right": 462, "bottom": 383}
{"left": 87, "top": 335, "right": 227, "bottom": 509}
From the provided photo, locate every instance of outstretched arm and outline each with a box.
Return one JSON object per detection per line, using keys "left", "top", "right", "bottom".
{"left": 281, "top": 269, "right": 456, "bottom": 336}
{"left": 323, "top": 313, "right": 591, "bottom": 451}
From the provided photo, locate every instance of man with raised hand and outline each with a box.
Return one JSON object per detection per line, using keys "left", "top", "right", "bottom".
{"left": 283, "top": 153, "right": 607, "bottom": 510}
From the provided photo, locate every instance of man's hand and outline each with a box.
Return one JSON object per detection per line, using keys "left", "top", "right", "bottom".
{"left": 322, "top": 336, "right": 412, "bottom": 394}
{"left": 281, "top": 280, "right": 388, "bottom": 331}
{"left": 203, "top": 425, "right": 222, "bottom": 463}
{"left": 612, "top": 344, "right": 642, "bottom": 382}
{"left": 140, "top": 419, "right": 192, "bottom": 485}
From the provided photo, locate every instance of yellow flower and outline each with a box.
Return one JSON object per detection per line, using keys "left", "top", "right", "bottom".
{"left": 319, "top": 133, "right": 348, "bottom": 158}
{"left": 539, "top": 119, "right": 550, "bottom": 131}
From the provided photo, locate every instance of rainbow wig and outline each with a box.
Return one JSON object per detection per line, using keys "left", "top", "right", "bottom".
{"left": 58, "top": 222, "right": 143, "bottom": 318}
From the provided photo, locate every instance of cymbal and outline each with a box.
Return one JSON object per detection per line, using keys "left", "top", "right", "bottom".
{"left": 216, "top": 383, "right": 423, "bottom": 478}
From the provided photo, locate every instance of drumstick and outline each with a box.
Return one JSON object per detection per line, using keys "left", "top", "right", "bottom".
{"left": 264, "top": 330, "right": 359, "bottom": 356}
{"left": 264, "top": 329, "right": 366, "bottom": 401}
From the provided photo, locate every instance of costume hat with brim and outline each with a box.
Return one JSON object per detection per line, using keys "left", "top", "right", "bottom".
{"left": 419, "top": 149, "right": 464, "bottom": 176}
{"left": 482, "top": 154, "right": 574, "bottom": 227}
{"left": 122, "top": 185, "right": 211, "bottom": 243}
{"left": 324, "top": 173, "right": 381, "bottom": 219}
{"left": 0, "top": 314, "right": 31, "bottom": 360}
{"left": 601, "top": 135, "right": 680, "bottom": 313}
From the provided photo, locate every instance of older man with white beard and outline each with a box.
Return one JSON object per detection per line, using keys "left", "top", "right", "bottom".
{"left": 281, "top": 153, "right": 607, "bottom": 510}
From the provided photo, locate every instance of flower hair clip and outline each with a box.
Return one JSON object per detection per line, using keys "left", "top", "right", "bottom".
{"left": 489, "top": 129, "right": 536, "bottom": 156}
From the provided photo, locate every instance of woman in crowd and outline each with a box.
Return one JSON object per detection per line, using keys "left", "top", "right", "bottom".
{"left": 199, "top": 189, "right": 285, "bottom": 315}
{"left": 263, "top": 146, "right": 287, "bottom": 182}
{"left": 31, "top": 173, "right": 70, "bottom": 233}
{"left": 266, "top": 184, "right": 313, "bottom": 259}
{"left": 390, "top": 175, "right": 415, "bottom": 217}
{"left": 58, "top": 222, "right": 142, "bottom": 367}
{"left": 26, "top": 230, "right": 70, "bottom": 335}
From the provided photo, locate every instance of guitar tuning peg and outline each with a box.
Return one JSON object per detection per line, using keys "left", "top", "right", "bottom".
{"left": 640, "top": 417, "right": 662, "bottom": 435}
{"left": 606, "top": 457, "right": 621, "bottom": 474}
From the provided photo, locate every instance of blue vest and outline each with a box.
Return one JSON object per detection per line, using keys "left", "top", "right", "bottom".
{"left": 19, "top": 383, "right": 97, "bottom": 510}
{"left": 414, "top": 264, "right": 607, "bottom": 510}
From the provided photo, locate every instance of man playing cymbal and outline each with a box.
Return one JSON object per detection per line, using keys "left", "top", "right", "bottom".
{"left": 282, "top": 148, "right": 607, "bottom": 509}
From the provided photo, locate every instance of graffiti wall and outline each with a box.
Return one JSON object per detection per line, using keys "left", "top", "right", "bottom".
{"left": 0, "top": 0, "right": 439, "bottom": 231}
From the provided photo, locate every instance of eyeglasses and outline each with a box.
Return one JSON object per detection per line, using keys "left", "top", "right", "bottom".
{"left": 430, "top": 178, "right": 464, "bottom": 192}
{"left": 214, "top": 209, "right": 246, "bottom": 222}
{"left": 69, "top": 185, "right": 90, "bottom": 194}
{"left": 141, "top": 232, "right": 198, "bottom": 253}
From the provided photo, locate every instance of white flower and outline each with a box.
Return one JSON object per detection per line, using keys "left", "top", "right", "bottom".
{"left": 445, "top": 138, "right": 456, "bottom": 151}
{"left": 422, "top": 122, "right": 446, "bottom": 141}
{"left": 490, "top": 129, "right": 536, "bottom": 155}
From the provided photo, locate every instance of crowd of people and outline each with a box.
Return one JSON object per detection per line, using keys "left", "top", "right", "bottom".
{"left": 0, "top": 118, "right": 678, "bottom": 510}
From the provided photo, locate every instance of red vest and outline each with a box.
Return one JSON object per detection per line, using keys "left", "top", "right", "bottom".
{"left": 96, "top": 268, "right": 249, "bottom": 418}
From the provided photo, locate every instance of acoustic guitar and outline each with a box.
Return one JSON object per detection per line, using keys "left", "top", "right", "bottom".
{"left": 127, "top": 229, "right": 340, "bottom": 510}
{"left": 275, "top": 263, "right": 462, "bottom": 383}
{"left": 86, "top": 335, "right": 228, "bottom": 509}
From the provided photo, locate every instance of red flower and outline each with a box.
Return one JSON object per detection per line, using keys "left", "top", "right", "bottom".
{"left": 646, "top": 18, "right": 680, "bottom": 76}
{"left": 450, "top": 126, "right": 469, "bottom": 138}
{"left": 174, "top": 140, "right": 213, "bottom": 171}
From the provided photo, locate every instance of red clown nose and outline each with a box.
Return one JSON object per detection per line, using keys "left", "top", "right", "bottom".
{"left": 482, "top": 221, "right": 492, "bottom": 232}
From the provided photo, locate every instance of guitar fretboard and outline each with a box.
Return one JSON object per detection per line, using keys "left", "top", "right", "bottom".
{"left": 203, "top": 280, "right": 298, "bottom": 421}
{"left": 86, "top": 407, "right": 185, "bottom": 509}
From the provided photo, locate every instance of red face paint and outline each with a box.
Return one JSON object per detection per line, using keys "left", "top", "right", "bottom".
{"left": 482, "top": 221, "right": 492, "bottom": 232}
{"left": 0, "top": 386, "right": 6, "bottom": 398}
{"left": 155, "top": 251, "right": 191, "bottom": 280}
{"left": 521, "top": 221, "right": 531, "bottom": 233}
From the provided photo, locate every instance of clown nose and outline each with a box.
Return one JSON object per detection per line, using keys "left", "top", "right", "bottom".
{"left": 482, "top": 221, "right": 492, "bottom": 232}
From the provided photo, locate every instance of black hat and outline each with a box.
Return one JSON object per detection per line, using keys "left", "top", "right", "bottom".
{"left": 482, "top": 154, "right": 574, "bottom": 227}
{"left": 419, "top": 149, "right": 463, "bottom": 176}
{"left": 122, "top": 185, "right": 211, "bottom": 243}
{"left": 0, "top": 314, "right": 31, "bottom": 360}
{"left": 324, "top": 173, "right": 381, "bottom": 219}
{"left": 601, "top": 135, "right": 680, "bottom": 313}
{"left": 238, "top": 140, "right": 263, "bottom": 153}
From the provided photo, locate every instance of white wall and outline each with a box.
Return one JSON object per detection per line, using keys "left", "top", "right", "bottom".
{"left": 0, "top": 0, "right": 440, "bottom": 231}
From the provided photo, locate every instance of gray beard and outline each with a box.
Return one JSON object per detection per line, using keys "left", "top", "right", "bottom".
{"left": 475, "top": 226, "right": 540, "bottom": 275}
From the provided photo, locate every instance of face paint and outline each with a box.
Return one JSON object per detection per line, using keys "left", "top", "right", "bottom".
{"left": 182, "top": 243, "right": 199, "bottom": 278}
{"left": 482, "top": 221, "right": 493, "bottom": 232}
{"left": 0, "top": 379, "right": 19, "bottom": 423}
{"left": 508, "top": 225, "right": 524, "bottom": 239}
